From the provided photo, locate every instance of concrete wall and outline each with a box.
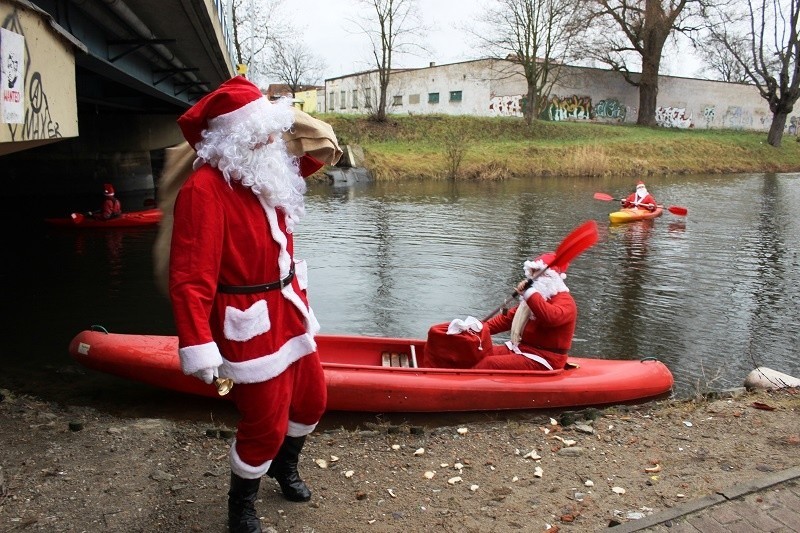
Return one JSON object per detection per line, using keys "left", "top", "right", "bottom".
{"left": 324, "top": 58, "right": 780, "bottom": 133}
{"left": 1, "top": 0, "right": 80, "bottom": 155}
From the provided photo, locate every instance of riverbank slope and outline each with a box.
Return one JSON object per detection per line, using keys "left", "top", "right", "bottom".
{"left": 1, "top": 386, "right": 797, "bottom": 532}
{"left": 319, "top": 115, "right": 800, "bottom": 180}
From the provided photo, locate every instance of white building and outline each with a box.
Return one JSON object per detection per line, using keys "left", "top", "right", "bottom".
{"left": 324, "top": 58, "right": 779, "bottom": 132}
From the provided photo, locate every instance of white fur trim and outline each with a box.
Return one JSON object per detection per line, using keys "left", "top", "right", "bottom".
{"left": 524, "top": 258, "right": 567, "bottom": 280}
{"left": 295, "top": 259, "right": 309, "bottom": 291}
{"left": 208, "top": 97, "right": 294, "bottom": 136}
{"left": 179, "top": 341, "right": 224, "bottom": 375}
{"left": 223, "top": 300, "right": 271, "bottom": 342}
{"left": 261, "top": 202, "right": 292, "bottom": 275}
{"left": 307, "top": 307, "right": 321, "bottom": 336}
{"left": 229, "top": 438, "right": 271, "bottom": 479}
{"left": 287, "top": 420, "right": 318, "bottom": 438}
{"left": 219, "top": 333, "right": 317, "bottom": 384}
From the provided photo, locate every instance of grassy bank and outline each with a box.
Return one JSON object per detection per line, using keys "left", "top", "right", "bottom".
{"left": 319, "top": 114, "right": 800, "bottom": 180}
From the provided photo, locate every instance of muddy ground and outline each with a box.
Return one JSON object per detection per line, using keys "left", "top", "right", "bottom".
{"left": 1, "top": 386, "right": 798, "bottom": 532}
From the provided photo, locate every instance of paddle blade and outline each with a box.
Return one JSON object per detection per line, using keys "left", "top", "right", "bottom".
{"left": 667, "top": 205, "right": 688, "bottom": 216}
{"left": 70, "top": 213, "right": 85, "bottom": 224}
{"left": 593, "top": 192, "right": 614, "bottom": 201}
{"left": 550, "top": 220, "right": 599, "bottom": 271}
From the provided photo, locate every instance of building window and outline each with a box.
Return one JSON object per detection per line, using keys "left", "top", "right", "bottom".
{"left": 352, "top": 90, "right": 359, "bottom": 108}
{"left": 428, "top": 92, "right": 439, "bottom": 104}
{"left": 392, "top": 95, "right": 403, "bottom": 106}
{"left": 340, "top": 90, "right": 347, "bottom": 109}
{"left": 449, "top": 91, "right": 462, "bottom": 102}
{"left": 409, "top": 94, "right": 420, "bottom": 105}
{"left": 328, "top": 92, "right": 334, "bottom": 111}
{"left": 365, "top": 88, "right": 372, "bottom": 108}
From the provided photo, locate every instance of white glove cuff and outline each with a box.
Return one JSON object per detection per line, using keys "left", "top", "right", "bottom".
{"left": 179, "top": 341, "right": 224, "bottom": 375}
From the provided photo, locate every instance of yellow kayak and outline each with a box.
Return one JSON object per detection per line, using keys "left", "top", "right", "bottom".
{"left": 609, "top": 206, "right": 663, "bottom": 224}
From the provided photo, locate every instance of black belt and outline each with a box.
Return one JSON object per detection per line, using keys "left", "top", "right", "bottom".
{"left": 217, "top": 265, "right": 295, "bottom": 294}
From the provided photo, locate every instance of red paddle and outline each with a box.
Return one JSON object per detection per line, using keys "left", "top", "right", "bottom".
{"left": 593, "top": 192, "right": 688, "bottom": 216}
{"left": 482, "top": 220, "right": 599, "bottom": 321}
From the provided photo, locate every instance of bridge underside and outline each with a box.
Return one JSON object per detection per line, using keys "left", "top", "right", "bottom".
{"left": 1, "top": 0, "right": 234, "bottom": 212}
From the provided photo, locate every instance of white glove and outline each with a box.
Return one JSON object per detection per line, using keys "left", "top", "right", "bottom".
{"left": 192, "top": 367, "right": 217, "bottom": 384}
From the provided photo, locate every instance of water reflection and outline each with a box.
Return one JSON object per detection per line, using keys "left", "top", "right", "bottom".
{"left": 1, "top": 172, "right": 799, "bottom": 419}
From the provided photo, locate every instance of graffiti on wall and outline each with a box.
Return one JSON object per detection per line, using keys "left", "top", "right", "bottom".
{"left": 722, "top": 106, "right": 754, "bottom": 130}
{"left": 655, "top": 106, "right": 693, "bottom": 128}
{"left": 594, "top": 99, "right": 627, "bottom": 122}
{"left": 540, "top": 94, "right": 592, "bottom": 121}
{"left": 702, "top": 106, "right": 716, "bottom": 128}
{"left": 3, "top": 9, "right": 62, "bottom": 141}
{"left": 488, "top": 94, "right": 525, "bottom": 117}
{"left": 787, "top": 116, "right": 799, "bottom": 135}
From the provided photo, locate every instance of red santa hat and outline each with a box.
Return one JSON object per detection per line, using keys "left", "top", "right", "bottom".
{"left": 103, "top": 183, "right": 115, "bottom": 196}
{"left": 177, "top": 76, "right": 270, "bottom": 149}
{"left": 523, "top": 251, "right": 569, "bottom": 279}
{"left": 636, "top": 180, "right": 646, "bottom": 189}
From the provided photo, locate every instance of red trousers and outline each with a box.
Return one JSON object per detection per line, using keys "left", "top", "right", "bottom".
{"left": 229, "top": 351, "right": 327, "bottom": 477}
{"left": 473, "top": 345, "right": 552, "bottom": 371}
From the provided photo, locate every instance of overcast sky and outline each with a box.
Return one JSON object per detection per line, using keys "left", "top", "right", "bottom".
{"left": 297, "top": 0, "right": 703, "bottom": 83}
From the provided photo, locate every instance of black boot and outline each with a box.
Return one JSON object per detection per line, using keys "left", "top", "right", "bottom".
{"left": 266, "top": 435, "right": 311, "bottom": 502}
{"left": 227, "top": 472, "right": 262, "bottom": 533}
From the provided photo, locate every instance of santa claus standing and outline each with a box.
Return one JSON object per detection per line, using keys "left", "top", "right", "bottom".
{"left": 169, "top": 75, "right": 340, "bottom": 532}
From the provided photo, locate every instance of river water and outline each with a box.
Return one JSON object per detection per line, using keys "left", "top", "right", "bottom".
{"left": 2, "top": 171, "right": 798, "bottom": 423}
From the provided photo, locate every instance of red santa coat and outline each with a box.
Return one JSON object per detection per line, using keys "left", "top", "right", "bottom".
{"left": 623, "top": 191, "right": 657, "bottom": 211}
{"left": 169, "top": 163, "right": 319, "bottom": 384}
{"left": 482, "top": 291, "right": 576, "bottom": 370}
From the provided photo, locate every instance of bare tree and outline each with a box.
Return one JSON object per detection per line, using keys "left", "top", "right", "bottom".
{"left": 470, "top": 0, "right": 589, "bottom": 126}
{"left": 705, "top": 0, "right": 800, "bottom": 147}
{"left": 581, "top": 0, "right": 708, "bottom": 126}
{"left": 698, "top": 38, "right": 750, "bottom": 83}
{"left": 352, "top": 0, "right": 427, "bottom": 122}
{"left": 267, "top": 41, "right": 326, "bottom": 96}
{"left": 227, "top": 0, "right": 291, "bottom": 85}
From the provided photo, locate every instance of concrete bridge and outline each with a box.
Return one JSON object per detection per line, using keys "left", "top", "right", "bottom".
{"left": 0, "top": 0, "right": 236, "bottom": 212}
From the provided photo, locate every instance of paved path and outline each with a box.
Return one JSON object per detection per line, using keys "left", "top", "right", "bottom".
{"left": 607, "top": 466, "right": 800, "bottom": 532}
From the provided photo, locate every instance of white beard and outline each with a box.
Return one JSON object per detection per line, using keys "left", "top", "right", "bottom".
{"left": 194, "top": 113, "right": 306, "bottom": 232}
{"left": 231, "top": 140, "right": 307, "bottom": 232}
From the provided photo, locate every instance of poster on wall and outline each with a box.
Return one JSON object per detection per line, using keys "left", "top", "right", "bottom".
{"left": 1, "top": 28, "right": 25, "bottom": 124}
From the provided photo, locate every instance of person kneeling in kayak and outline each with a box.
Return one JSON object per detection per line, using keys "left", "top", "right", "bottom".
{"left": 474, "top": 253, "right": 576, "bottom": 371}
{"left": 621, "top": 181, "right": 657, "bottom": 212}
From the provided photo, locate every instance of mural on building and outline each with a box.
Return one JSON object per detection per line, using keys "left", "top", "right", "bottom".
{"left": 3, "top": 7, "right": 63, "bottom": 141}
{"left": 655, "top": 106, "right": 693, "bottom": 129}
{"left": 540, "top": 94, "right": 592, "bottom": 122}
{"left": 594, "top": 99, "right": 627, "bottom": 122}
{"left": 488, "top": 94, "right": 525, "bottom": 117}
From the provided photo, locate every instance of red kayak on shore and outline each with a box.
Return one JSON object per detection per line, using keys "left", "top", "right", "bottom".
{"left": 69, "top": 327, "right": 674, "bottom": 413}
{"left": 45, "top": 208, "right": 162, "bottom": 228}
